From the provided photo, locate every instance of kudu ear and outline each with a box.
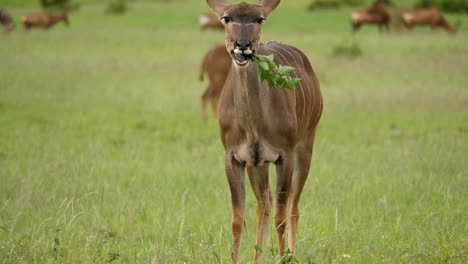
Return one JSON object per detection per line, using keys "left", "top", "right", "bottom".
{"left": 259, "top": 0, "right": 280, "bottom": 17}
{"left": 206, "top": 0, "right": 229, "bottom": 17}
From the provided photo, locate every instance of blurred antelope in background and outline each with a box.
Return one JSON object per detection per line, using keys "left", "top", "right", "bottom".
{"left": 22, "top": 10, "right": 69, "bottom": 30}
{"left": 199, "top": 13, "right": 224, "bottom": 30}
{"left": 403, "top": 7, "right": 461, "bottom": 34}
{"left": 206, "top": 0, "right": 323, "bottom": 263}
{"left": 0, "top": 8, "right": 15, "bottom": 33}
{"left": 351, "top": 0, "right": 390, "bottom": 32}
{"left": 199, "top": 45, "right": 231, "bottom": 123}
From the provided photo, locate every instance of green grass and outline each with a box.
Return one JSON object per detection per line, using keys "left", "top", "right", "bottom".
{"left": 1, "top": 1, "right": 467, "bottom": 263}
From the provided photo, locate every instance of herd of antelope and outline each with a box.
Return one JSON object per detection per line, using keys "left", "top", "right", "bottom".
{"left": 0, "top": 8, "right": 69, "bottom": 33}
{"left": 0, "top": 1, "right": 462, "bottom": 263}
{"left": 351, "top": 0, "right": 461, "bottom": 34}
{"left": 199, "top": 1, "right": 462, "bottom": 124}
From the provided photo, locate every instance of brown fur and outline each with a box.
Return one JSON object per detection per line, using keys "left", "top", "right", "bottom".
{"left": 403, "top": 7, "right": 460, "bottom": 34}
{"left": 206, "top": 0, "right": 323, "bottom": 263}
{"left": 199, "top": 45, "right": 231, "bottom": 123}
{"left": 351, "top": 0, "right": 390, "bottom": 32}
{"left": 199, "top": 13, "right": 224, "bottom": 31}
{"left": 22, "top": 11, "right": 69, "bottom": 30}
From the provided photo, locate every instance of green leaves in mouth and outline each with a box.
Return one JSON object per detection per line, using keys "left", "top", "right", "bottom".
{"left": 250, "top": 53, "right": 301, "bottom": 90}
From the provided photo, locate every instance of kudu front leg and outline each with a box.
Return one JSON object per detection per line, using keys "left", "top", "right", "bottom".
{"left": 225, "top": 154, "right": 246, "bottom": 264}
{"left": 275, "top": 155, "right": 294, "bottom": 257}
{"left": 247, "top": 166, "right": 272, "bottom": 263}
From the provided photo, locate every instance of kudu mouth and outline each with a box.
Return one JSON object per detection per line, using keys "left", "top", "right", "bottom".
{"left": 231, "top": 47, "right": 254, "bottom": 66}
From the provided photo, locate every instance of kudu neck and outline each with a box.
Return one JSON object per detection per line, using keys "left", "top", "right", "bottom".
{"left": 441, "top": 18, "right": 457, "bottom": 34}
{"left": 450, "top": 21, "right": 461, "bottom": 34}
{"left": 231, "top": 61, "right": 265, "bottom": 130}
{"left": 53, "top": 12, "right": 66, "bottom": 21}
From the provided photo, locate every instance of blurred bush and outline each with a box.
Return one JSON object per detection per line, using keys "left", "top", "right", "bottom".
{"left": 40, "top": 0, "right": 68, "bottom": 8}
{"left": 40, "top": 0, "right": 80, "bottom": 12}
{"left": 40, "top": 0, "right": 71, "bottom": 9}
{"left": 414, "top": 0, "right": 468, "bottom": 13}
{"left": 308, "top": 0, "right": 364, "bottom": 11}
{"left": 106, "top": 0, "right": 128, "bottom": 14}
{"left": 332, "top": 41, "right": 363, "bottom": 58}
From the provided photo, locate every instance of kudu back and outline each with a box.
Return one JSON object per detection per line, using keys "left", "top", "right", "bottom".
{"left": 22, "top": 11, "right": 69, "bottom": 30}
{"left": 206, "top": 0, "right": 323, "bottom": 263}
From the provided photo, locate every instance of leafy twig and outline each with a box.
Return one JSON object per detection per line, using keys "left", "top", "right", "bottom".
{"left": 250, "top": 53, "right": 301, "bottom": 90}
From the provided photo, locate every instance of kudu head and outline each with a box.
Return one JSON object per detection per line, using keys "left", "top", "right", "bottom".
{"left": 206, "top": 0, "right": 280, "bottom": 66}
{"left": 452, "top": 19, "right": 462, "bottom": 34}
{"left": 62, "top": 11, "right": 70, "bottom": 26}
{"left": 56, "top": 10, "right": 69, "bottom": 26}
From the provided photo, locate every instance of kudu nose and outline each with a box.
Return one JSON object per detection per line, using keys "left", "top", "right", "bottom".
{"left": 235, "top": 41, "right": 251, "bottom": 51}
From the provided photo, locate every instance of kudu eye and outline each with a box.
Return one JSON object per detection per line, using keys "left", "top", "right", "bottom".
{"left": 256, "top": 18, "right": 266, "bottom": 24}
{"left": 220, "top": 16, "right": 230, "bottom": 25}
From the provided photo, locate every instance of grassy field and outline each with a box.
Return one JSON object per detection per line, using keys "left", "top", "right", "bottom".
{"left": 1, "top": 1, "right": 467, "bottom": 263}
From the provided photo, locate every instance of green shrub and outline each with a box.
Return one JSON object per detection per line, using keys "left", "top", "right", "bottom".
{"left": 308, "top": 0, "right": 363, "bottom": 11}
{"left": 40, "top": 0, "right": 79, "bottom": 11}
{"left": 106, "top": 0, "right": 128, "bottom": 15}
{"left": 332, "top": 41, "right": 363, "bottom": 58}
{"left": 379, "top": 0, "right": 394, "bottom": 5}
{"left": 414, "top": 0, "right": 468, "bottom": 13}
{"left": 40, "top": 0, "right": 69, "bottom": 8}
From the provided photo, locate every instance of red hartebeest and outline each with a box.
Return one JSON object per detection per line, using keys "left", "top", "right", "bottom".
{"left": 403, "top": 7, "right": 461, "bottom": 34}
{"left": 206, "top": 0, "right": 323, "bottom": 263}
{"left": 199, "top": 44, "right": 231, "bottom": 123}
{"left": 351, "top": 0, "right": 390, "bottom": 32}
{"left": 22, "top": 11, "right": 69, "bottom": 30}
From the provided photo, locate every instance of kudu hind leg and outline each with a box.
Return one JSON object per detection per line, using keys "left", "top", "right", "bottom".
{"left": 288, "top": 142, "right": 314, "bottom": 254}
{"left": 247, "top": 166, "right": 272, "bottom": 263}
{"left": 275, "top": 155, "right": 294, "bottom": 257}
{"left": 225, "top": 154, "right": 246, "bottom": 264}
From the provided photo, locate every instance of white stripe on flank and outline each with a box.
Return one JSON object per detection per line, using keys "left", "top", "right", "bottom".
{"left": 274, "top": 44, "right": 317, "bottom": 129}
{"left": 268, "top": 44, "right": 307, "bottom": 125}
{"left": 282, "top": 46, "right": 315, "bottom": 125}
{"left": 273, "top": 44, "right": 313, "bottom": 126}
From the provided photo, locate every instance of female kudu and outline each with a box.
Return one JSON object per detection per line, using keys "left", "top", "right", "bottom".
{"left": 403, "top": 7, "right": 460, "bottom": 34}
{"left": 206, "top": 0, "right": 323, "bottom": 263}
{"left": 22, "top": 11, "right": 69, "bottom": 30}
{"left": 351, "top": 0, "right": 390, "bottom": 32}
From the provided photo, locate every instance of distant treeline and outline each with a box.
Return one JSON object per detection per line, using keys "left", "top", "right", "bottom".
{"left": 0, "top": 0, "right": 68, "bottom": 8}
{"left": 40, "top": 0, "right": 69, "bottom": 8}
{"left": 0, "top": 0, "right": 172, "bottom": 7}
{"left": 308, "top": 0, "right": 468, "bottom": 13}
{"left": 1, "top": 0, "right": 466, "bottom": 14}
{"left": 307, "top": 0, "right": 363, "bottom": 11}
{"left": 414, "top": 0, "right": 468, "bottom": 13}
